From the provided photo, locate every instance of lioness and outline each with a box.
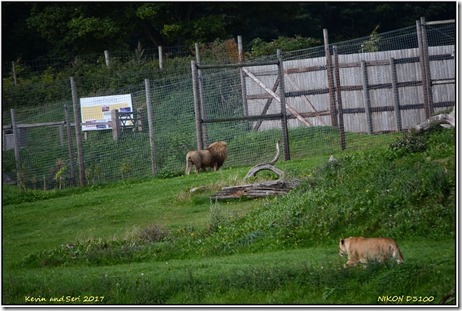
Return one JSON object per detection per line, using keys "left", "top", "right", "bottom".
{"left": 339, "top": 237, "right": 404, "bottom": 268}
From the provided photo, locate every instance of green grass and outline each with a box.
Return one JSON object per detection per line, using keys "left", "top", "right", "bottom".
{"left": 2, "top": 127, "right": 456, "bottom": 305}
{"left": 2, "top": 241, "right": 455, "bottom": 304}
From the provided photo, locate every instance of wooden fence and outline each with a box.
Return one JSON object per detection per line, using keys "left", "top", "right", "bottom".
{"left": 244, "top": 45, "right": 455, "bottom": 133}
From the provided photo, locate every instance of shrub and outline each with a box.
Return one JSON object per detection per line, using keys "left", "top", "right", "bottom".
{"left": 250, "top": 35, "right": 321, "bottom": 57}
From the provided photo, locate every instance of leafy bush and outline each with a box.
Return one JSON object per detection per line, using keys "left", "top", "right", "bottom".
{"left": 250, "top": 35, "right": 321, "bottom": 57}
{"left": 131, "top": 224, "right": 170, "bottom": 243}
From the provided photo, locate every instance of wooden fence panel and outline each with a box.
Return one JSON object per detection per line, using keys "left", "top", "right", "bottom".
{"left": 244, "top": 45, "right": 455, "bottom": 133}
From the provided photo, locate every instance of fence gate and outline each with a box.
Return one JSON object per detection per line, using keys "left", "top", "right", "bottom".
{"left": 191, "top": 51, "right": 292, "bottom": 162}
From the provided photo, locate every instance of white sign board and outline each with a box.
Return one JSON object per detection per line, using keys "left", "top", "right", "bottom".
{"left": 80, "top": 94, "right": 133, "bottom": 131}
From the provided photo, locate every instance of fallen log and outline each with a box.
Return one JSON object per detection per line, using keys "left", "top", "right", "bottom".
{"left": 413, "top": 107, "right": 455, "bottom": 133}
{"left": 210, "top": 179, "right": 299, "bottom": 201}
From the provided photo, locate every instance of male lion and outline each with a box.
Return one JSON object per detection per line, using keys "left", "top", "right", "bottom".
{"left": 339, "top": 237, "right": 404, "bottom": 268}
{"left": 185, "top": 141, "right": 228, "bottom": 175}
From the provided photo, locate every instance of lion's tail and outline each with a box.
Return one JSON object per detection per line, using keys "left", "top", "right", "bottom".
{"left": 185, "top": 153, "right": 192, "bottom": 175}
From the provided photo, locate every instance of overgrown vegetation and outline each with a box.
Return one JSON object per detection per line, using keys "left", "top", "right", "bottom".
{"left": 3, "top": 126, "right": 455, "bottom": 304}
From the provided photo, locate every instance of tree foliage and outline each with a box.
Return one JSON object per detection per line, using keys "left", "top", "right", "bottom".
{"left": 2, "top": 2, "right": 455, "bottom": 62}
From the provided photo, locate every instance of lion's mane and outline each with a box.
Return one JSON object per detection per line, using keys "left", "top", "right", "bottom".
{"left": 185, "top": 141, "right": 228, "bottom": 175}
{"left": 339, "top": 237, "right": 404, "bottom": 267}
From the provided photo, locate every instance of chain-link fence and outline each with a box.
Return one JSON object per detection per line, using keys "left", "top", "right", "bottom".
{"left": 2, "top": 19, "right": 455, "bottom": 189}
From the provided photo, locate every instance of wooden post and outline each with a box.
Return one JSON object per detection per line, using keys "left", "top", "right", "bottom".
{"left": 111, "top": 109, "right": 120, "bottom": 141}
{"left": 195, "top": 43, "right": 209, "bottom": 146}
{"left": 158, "top": 46, "right": 163, "bottom": 71}
{"left": 70, "top": 77, "right": 86, "bottom": 186}
{"left": 10, "top": 109, "right": 22, "bottom": 188}
{"left": 191, "top": 60, "right": 203, "bottom": 150}
{"left": 361, "top": 61, "right": 373, "bottom": 134}
{"left": 238, "top": 36, "right": 249, "bottom": 120}
{"left": 64, "top": 104, "right": 76, "bottom": 186}
{"left": 333, "top": 46, "right": 346, "bottom": 150}
{"left": 12, "top": 61, "right": 17, "bottom": 86}
{"left": 145, "top": 79, "right": 157, "bottom": 176}
{"left": 277, "top": 49, "right": 290, "bottom": 161}
{"left": 420, "top": 17, "right": 434, "bottom": 116}
{"left": 389, "top": 58, "right": 402, "bottom": 131}
{"left": 323, "top": 29, "right": 338, "bottom": 128}
{"left": 136, "top": 107, "right": 143, "bottom": 132}
{"left": 416, "top": 19, "right": 431, "bottom": 119}
{"left": 104, "top": 50, "right": 110, "bottom": 68}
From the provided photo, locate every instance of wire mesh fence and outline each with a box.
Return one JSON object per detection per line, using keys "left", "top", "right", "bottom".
{"left": 2, "top": 19, "right": 455, "bottom": 189}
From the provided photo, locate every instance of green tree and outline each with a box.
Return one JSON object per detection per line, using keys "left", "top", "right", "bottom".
{"left": 26, "top": 3, "right": 134, "bottom": 58}
{"left": 2, "top": 2, "right": 456, "bottom": 62}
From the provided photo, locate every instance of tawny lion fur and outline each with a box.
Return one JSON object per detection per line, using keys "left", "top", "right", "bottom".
{"left": 185, "top": 141, "right": 228, "bottom": 175}
{"left": 339, "top": 237, "right": 404, "bottom": 268}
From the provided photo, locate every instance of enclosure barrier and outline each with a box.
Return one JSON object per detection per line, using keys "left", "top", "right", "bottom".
{"left": 2, "top": 18, "right": 455, "bottom": 189}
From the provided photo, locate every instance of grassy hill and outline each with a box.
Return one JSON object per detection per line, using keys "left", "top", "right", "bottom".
{"left": 2, "top": 126, "right": 456, "bottom": 305}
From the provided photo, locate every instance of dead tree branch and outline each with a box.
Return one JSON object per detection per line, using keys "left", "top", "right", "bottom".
{"left": 413, "top": 107, "right": 455, "bottom": 133}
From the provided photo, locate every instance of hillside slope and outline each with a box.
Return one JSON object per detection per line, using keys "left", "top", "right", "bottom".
{"left": 2, "top": 126, "right": 456, "bottom": 305}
